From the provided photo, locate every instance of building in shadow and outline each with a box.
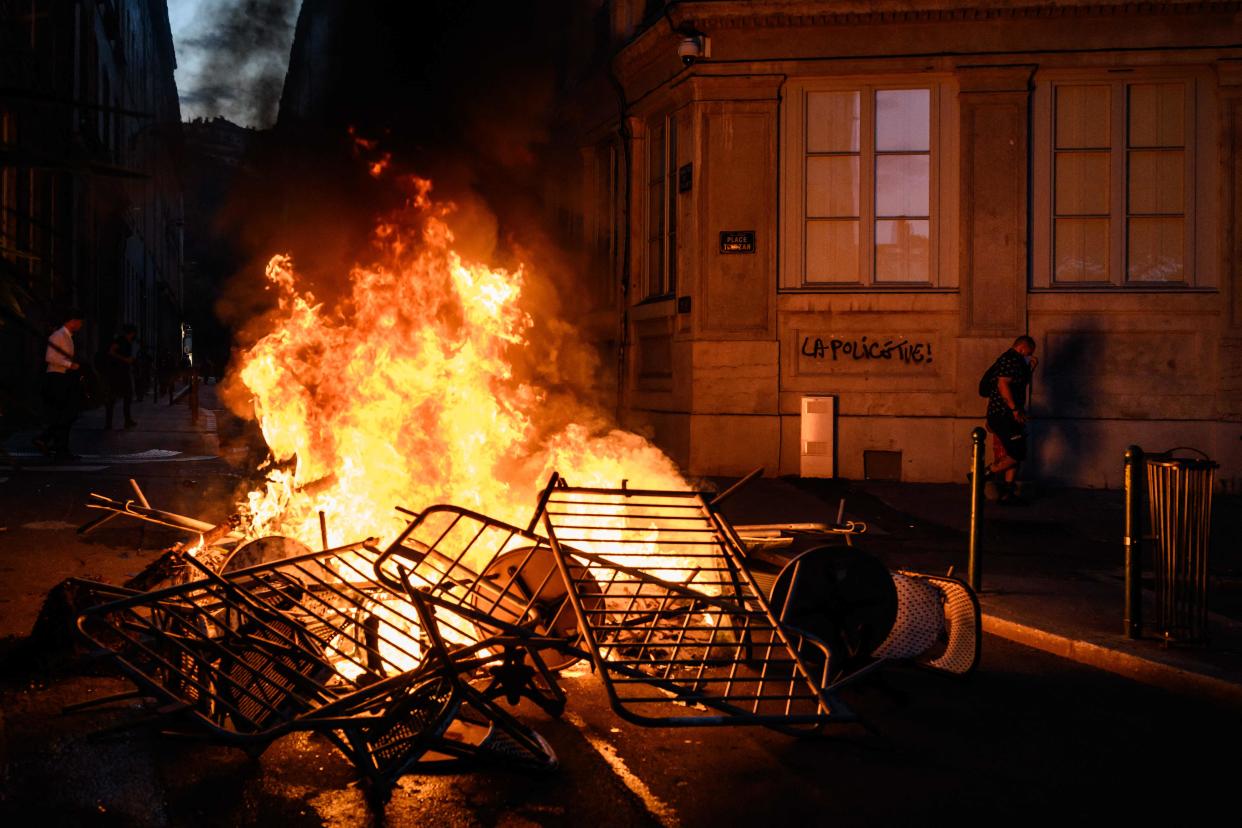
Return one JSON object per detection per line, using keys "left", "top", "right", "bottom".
{"left": 559, "top": 0, "right": 1242, "bottom": 489}
{"left": 269, "top": 0, "right": 1242, "bottom": 489}
{"left": 1, "top": 0, "right": 183, "bottom": 416}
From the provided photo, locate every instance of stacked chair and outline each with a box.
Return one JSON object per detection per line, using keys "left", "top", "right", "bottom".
{"left": 72, "top": 473, "right": 980, "bottom": 803}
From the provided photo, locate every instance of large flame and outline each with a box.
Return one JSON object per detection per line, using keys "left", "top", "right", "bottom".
{"left": 236, "top": 177, "right": 686, "bottom": 547}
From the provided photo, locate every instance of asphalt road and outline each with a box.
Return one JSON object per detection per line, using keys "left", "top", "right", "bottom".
{"left": 2, "top": 461, "right": 1240, "bottom": 825}
{"left": 3, "top": 630, "right": 1238, "bottom": 826}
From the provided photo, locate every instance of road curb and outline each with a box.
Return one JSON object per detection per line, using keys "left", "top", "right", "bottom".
{"left": 982, "top": 614, "right": 1242, "bottom": 707}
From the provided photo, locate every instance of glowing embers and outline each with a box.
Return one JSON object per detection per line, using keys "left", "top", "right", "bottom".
{"left": 534, "top": 475, "right": 847, "bottom": 731}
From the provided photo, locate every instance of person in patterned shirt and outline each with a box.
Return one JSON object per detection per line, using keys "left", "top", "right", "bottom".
{"left": 982, "top": 335, "right": 1037, "bottom": 503}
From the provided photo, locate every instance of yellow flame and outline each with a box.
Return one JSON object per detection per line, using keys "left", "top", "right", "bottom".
{"left": 236, "top": 178, "right": 687, "bottom": 548}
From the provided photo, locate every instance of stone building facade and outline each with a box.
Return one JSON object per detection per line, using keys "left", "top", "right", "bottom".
{"left": 570, "top": 0, "right": 1242, "bottom": 489}
{"left": 0, "top": 0, "right": 183, "bottom": 402}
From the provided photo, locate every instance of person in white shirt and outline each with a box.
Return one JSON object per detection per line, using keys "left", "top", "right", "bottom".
{"left": 35, "top": 308, "right": 85, "bottom": 460}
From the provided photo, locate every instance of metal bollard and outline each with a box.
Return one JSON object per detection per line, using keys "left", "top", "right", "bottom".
{"left": 190, "top": 372, "right": 199, "bottom": 425}
{"left": 969, "top": 427, "right": 986, "bottom": 592}
{"left": 1123, "top": 445, "right": 1144, "bottom": 639}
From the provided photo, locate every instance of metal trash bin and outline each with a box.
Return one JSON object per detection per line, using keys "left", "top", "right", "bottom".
{"left": 1145, "top": 453, "right": 1218, "bottom": 642}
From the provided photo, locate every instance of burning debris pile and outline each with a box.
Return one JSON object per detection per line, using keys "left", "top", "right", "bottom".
{"left": 58, "top": 175, "right": 980, "bottom": 805}
{"left": 69, "top": 472, "right": 979, "bottom": 804}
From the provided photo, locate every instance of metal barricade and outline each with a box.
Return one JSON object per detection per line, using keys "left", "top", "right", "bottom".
{"left": 1145, "top": 451, "right": 1217, "bottom": 642}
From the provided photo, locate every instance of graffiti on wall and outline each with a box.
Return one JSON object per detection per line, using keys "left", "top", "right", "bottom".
{"left": 800, "top": 335, "right": 934, "bottom": 365}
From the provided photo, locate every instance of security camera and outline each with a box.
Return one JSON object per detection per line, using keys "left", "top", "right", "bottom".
{"left": 677, "top": 35, "right": 710, "bottom": 66}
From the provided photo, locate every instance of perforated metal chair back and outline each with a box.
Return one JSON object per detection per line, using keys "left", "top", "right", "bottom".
{"left": 876, "top": 571, "right": 981, "bottom": 675}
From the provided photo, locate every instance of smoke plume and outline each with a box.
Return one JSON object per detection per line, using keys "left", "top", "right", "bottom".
{"left": 175, "top": 0, "right": 301, "bottom": 127}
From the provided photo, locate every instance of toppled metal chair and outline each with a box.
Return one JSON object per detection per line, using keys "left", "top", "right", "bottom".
{"left": 373, "top": 504, "right": 590, "bottom": 714}
{"left": 75, "top": 539, "right": 556, "bottom": 802}
{"left": 530, "top": 474, "right": 851, "bottom": 733}
{"left": 767, "top": 546, "right": 981, "bottom": 678}
{"left": 873, "top": 571, "right": 980, "bottom": 675}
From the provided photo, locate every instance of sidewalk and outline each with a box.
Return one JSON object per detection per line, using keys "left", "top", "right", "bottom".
{"left": 4, "top": 383, "right": 220, "bottom": 468}
{"left": 0, "top": 385, "right": 234, "bottom": 638}
{"left": 715, "top": 475, "right": 1242, "bottom": 706}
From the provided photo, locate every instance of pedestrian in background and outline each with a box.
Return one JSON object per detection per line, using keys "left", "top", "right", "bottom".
{"left": 980, "top": 335, "right": 1038, "bottom": 504}
{"left": 103, "top": 323, "right": 139, "bottom": 430}
{"left": 35, "top": 307, "right": 85, "bottom": 461}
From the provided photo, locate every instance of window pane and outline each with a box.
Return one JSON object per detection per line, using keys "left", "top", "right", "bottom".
{"left": 805, "top": 220, "right": 859, "bottom": 282}
{"left": 649, "top": 124, "right": 664, "bottom": 181}
{"left": 1055, "top": 152, "right": 1110, "bottom": 215}
{"left": 648, "top": 182, "right": 662, "bottom": 238}
{"left": 648, "top": 238, "right": 663, "bottom": 292}
{"left": 807, "top": 91, "right": 860, "bottom": 153}
{"left": 1129, "top": 83, "right": 1185, "bottom": 148}
{"left": 875, "top": 89, "right": 930, "bottom": 151}
{"left": 806, "top": 155, "right": 859, "bottom": 218}
{"left": 1054, "top": 218, "right": 1109, "bottom": 282}
{"left": 1056, "top": 85, "right": 1111, "bottom": 149}
{"left": 875, "top": 154, "right": 929, "bottom": 217}
{"left": 1128, "top": 217, "right": 1184, "bottom": 282}
{"left": 875, "top": 219, "right": 930, "bottom": 282}
{"left": 1128, "top": 150, "right": 1184, "bottom": 215}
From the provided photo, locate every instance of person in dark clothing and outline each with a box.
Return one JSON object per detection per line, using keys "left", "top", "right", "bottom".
{"left": 35, "top": 308, "right": 85, "bottom": 460}
{"left": 982, "top": 335, "right": 1037, "bottom": 503}
{"left": 103, "top": 324, "right": 139, "bottom": 430}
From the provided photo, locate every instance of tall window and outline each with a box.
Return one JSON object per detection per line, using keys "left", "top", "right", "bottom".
{"left": 644, "top": 115, "right": 677, "bottom": 299}
{"left": 583, "top": 140, "right": 617, "bottom": 309}
{"left": 782, "top": 80, "right": 950, "bottom": 289}
{"left": 1035, "top": 75, "right": 1201, "bottom": 287}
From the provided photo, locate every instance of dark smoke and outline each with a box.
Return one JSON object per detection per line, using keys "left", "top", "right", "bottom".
{"left": 205, "top": 0, "right": 619, "bottom": 425}
{"left": 179, "top": 0, "right": 300, "bottom": 127}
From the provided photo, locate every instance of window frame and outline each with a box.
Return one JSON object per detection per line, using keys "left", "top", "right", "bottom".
{"left": 1032, "top": 68, "right": 1214, "bottom": 290}
{"left": 780, "top": 75, "right": 957, "bottom": 291}
{"left": 642, "top": 112, "right": 678, "bottom": 301}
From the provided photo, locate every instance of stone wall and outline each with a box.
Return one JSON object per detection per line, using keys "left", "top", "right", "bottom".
{"left": 607, "top": 2, "right": 1242, "bottom": 490}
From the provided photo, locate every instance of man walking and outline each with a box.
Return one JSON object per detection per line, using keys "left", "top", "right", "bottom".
{"left": 103, "top": 323, "right": 139, "bottom": 430}
{"left": 982, "top": 335, "right": 1038, "bottom": 504}
{"left": 36, "top": 308, "right": 85, "bottom": 461}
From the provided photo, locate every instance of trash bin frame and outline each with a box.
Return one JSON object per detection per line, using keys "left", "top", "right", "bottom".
{"left": 1144, "top": 449, "right": 1217, "bottom": 643}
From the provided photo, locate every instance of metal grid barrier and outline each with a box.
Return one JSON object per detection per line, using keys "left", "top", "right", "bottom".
{"left": 374, "top": 505, "right": 586, "bottom": 679}
{"left": 75, "top": 540, "right": 557, "bottom": 800}
{"left": 76, "top": 543, "right": 387, "bottom": 744}
{"left": 532, "top": 474, "right": 847, "bottom": 732}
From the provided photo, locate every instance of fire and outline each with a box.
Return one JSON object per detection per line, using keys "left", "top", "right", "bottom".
{"left": 235, "top": 177, "right": 687, "bottom": 548}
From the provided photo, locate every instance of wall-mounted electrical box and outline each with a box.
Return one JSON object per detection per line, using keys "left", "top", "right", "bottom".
{"left": 800, "top": 395, "right": 835, "bottom": 478}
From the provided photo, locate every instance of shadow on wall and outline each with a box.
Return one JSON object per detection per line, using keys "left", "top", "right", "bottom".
{"left": 1028, "top": 327, "right": 1095, "bottom": 486}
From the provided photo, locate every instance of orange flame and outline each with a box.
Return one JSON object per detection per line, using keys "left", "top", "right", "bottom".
{"left": 236, "top": 178, "right": 686, "bottom": 547}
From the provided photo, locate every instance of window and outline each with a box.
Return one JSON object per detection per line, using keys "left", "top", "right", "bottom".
{"left": 644, "top": 115, "right": 677, "bottom": 299}
{"left": 583, "top": 139, "right": 618, "bottom": 309}
{"left": 1033, "top": 72, "right": 1210, "bottom": 288}
{"left": 782, "top": 79, "right": 954, "bottom": 289}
